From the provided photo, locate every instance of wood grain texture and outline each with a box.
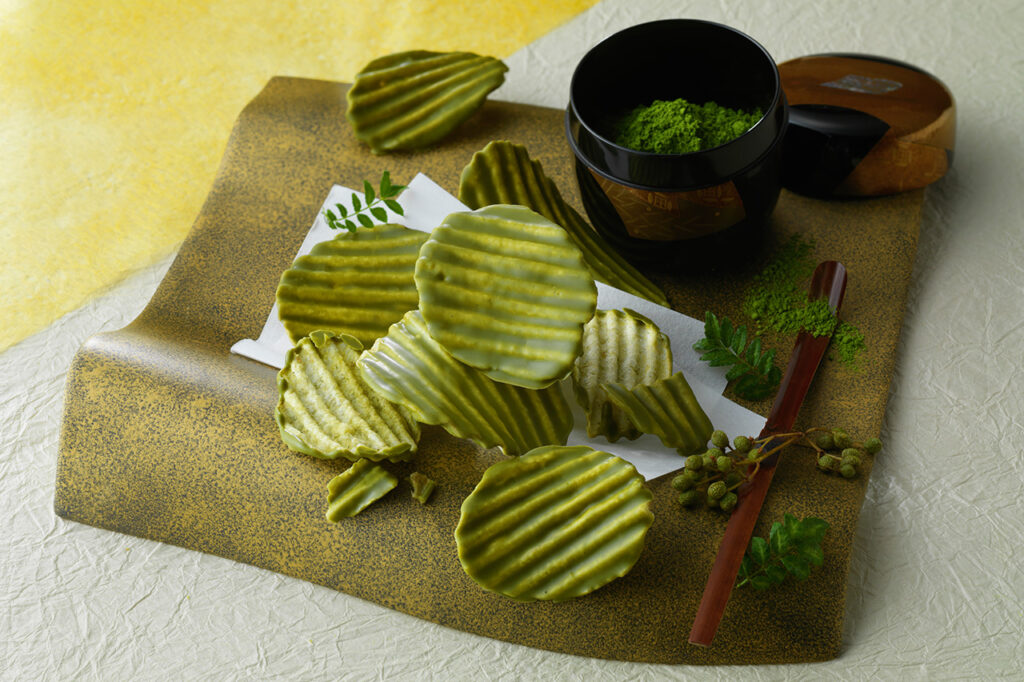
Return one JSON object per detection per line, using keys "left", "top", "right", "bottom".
{"left": 56, "top": 77, "right": 923, "bottom": 664}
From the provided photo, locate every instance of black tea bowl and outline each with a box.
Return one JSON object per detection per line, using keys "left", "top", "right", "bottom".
{"left": 566, "top": 19, "right": 787, "bottom": 266}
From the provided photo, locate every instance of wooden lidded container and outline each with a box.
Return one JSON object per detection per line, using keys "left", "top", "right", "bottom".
{"left": 778, "top": 53, "right": 955, "bottom": 197}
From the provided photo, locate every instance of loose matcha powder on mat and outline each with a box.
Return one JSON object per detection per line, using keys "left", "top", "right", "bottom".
{"left": 744, "top": 235, "right": 866, "bottom": 366}
{"left": 614, "top": 99, "right": 763, "bottom": 154}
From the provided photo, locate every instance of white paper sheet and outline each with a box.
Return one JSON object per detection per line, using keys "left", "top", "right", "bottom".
{"left": 231, "top": 173, "right": 765, "bottom": 479}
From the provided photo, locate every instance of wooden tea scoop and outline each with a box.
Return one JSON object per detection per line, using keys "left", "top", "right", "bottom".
{"left": 688, "top": 260, "right": 848, "bottom": 647}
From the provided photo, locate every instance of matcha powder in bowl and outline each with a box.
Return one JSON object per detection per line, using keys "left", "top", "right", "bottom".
{"left": 614, "top": 99, "right": 764, "bottom": 154}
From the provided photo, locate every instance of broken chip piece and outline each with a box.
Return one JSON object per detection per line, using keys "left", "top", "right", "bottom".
{"left": 455, "top": 445, "right": 654, "bottom": 601}
{"left": 326, "top": 459, "right": 398, "bottom": 520}
{"left": 409, "top": 472, "right": 436, "bottom": 504}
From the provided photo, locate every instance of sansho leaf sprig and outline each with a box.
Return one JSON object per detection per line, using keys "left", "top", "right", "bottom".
{"left": 324, "top": 171, "right": 407, "bottom": 232}
{"left": 693, "top": 311, "right": 782, "bottom": 401}
{"left": 736, "top": 514, "right": 829, "bottom": 590}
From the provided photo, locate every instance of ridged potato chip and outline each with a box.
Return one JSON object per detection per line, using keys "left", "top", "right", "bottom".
{"left": 276, "top": 331, "right": 420, "bottom": 462}
{"left": 276, "top": 224, "right": 427, "bottom": 346}
{"left": 347, "top": 50, "right": 507, "bottom": 154}
{"left": 455, "top": 445, "right": 653, "bottom": 601}
{"left": 458, "top": 141, "right": 667, "bottom": 305}
{"left": 415, "top": 204, "right": 597, "bottom": 389}
{"left": 572, "top": 309, "right": 673, "bottom": 442}
{"left": 358, "top": 310, "right": 573, "bottom": 457}
{"left": 602, "top": 371, "right": 714, "bottom": 455}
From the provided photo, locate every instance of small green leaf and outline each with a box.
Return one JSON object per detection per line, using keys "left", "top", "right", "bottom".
{"left": 696, "top": 311, "right": 781, "bottom": 401}
{"left": 741, "top": 515, "right": 828, "bottom": 592}
{"left": 765, "top": 564, "right": 788, "bottom": 585}
{"left": 784, "top": 513, "right": 801, "bottom": 538}
{"left": 363, "top": 180, "right": 376, "bottom": 204}
{"left": 746, "top": 337, "right": 763, "bottom": 365}
{"left": 351, "top": 194, "right": 362, "bottom": 212}
{"left": 336, "top": 202, "right": 348, "bottom": 218}
{"left": 769, "top": 521, "right": 788, "bottom": 555}
{"left": 731, "top": 326, "right": 747, "bottom": 355}
{"left": 384, "top": 199, "right": 404, "bottom": 215}
{"left": 343, "top": 219, "right": 357, "bottom": 232}
{"left": 799, "top": 544, "right": 825, "bottom": 567}
{"left": 750, "top": 536, "right": 769, "bottom": 565}
{"left": 380, "top": 170, "right": 393, "bottom": 196}
{"left": 357, "top": 213, "right": 374, "bottom": 228}
{"left": 703, "top": 349, "right": 736, "bottom": 367}
{"left": 797, "top": 517, "right": 830, "bottom": 543}
{"left": 704, "top": 311, "right": 721, "bottom": 340}
{"left": 733, "top": 375, "right": 776, "bottom": 401}
{"left": 692, "top": 338, "right": 714, "bottom": 353}
{"left": 732, "top": 375, "right": 755, "bottom": 397}
{"left": 370, "top": 206, "right": 388, "bottom": 222}
{"left": 781, "top": 555, "right": 811, "bottom": 581}
{"left": 725, "top": 364, "right": 747, "bottom": 382}
{"left": 719, "top": 317, "right": 734, "bottom": 343}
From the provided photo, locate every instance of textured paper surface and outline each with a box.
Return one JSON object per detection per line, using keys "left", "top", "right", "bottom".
{"left": 0, "top": 0, "right": 598, "bottom": 352}
{"left": 6, "top": 0, "right": 1022, "bottom": 677}
{"left": 231, "top": 174, "right": 765, "bottom": 479}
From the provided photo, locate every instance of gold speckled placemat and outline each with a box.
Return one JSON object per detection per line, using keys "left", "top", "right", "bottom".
{"left": 56, "top": 77, "right": 922, "bottom": 664}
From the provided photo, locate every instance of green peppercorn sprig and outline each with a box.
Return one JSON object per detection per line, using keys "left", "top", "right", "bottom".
{"left": 671, "top": 428, "right": 882, "bottom": 513}
{"left": 808, "top": 428, "right": 882, "bottom": 479}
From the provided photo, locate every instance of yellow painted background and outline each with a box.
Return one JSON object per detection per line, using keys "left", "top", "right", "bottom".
{"left": 0, "top": 0, "right": 597, "bottom": 351}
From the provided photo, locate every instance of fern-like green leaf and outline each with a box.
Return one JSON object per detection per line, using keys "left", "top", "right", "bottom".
{"left": 693, "top": 312, "right": 781, "bottom": 401}
{"left": 323, "top": 172, "right": 408, "bottom": 232}
{"left": 736, "top": 515, "right": 829, "bottom": 590}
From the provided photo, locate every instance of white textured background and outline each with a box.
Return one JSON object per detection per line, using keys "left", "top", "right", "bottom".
{"left": 3, "top": 0, "right": 1023, "bottom": 678}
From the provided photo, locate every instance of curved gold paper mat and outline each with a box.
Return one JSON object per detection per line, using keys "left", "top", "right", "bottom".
{"left": 56, "top": 77, "right": 923, "bottom": 664}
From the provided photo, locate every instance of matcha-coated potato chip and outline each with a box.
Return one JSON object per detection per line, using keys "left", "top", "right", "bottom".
{"left": 275, "top": 331, "right": 420, "bottom": 462}
{"left": 414, "top": 204, "right": 598, "bottom": 390}
{"left": 572, "top": 309, "right": 674, "bottom": 442}
{"left": 455, "top": 445, "right": 654, "bottom": 601}
{"left": 276, "top": 224, "right": 427, "bottom": 347}
{"left": 358, "top": 310, "right": 573, "bottom": 457}
{"left": 325, "top": 459, "right": 398, "bottom": 520}
{"left": 347, "top": 50, "right": 507, "bottom": 154}
{"left": 458, "top": 140, "right": 667, "bottom": 306}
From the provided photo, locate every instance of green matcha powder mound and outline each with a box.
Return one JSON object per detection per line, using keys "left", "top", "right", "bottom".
{"left": 744, "top": 235, "right": 867, "bottom": 367}
{"left": 614, "top": 98, "right": 763, "bottom": 154}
